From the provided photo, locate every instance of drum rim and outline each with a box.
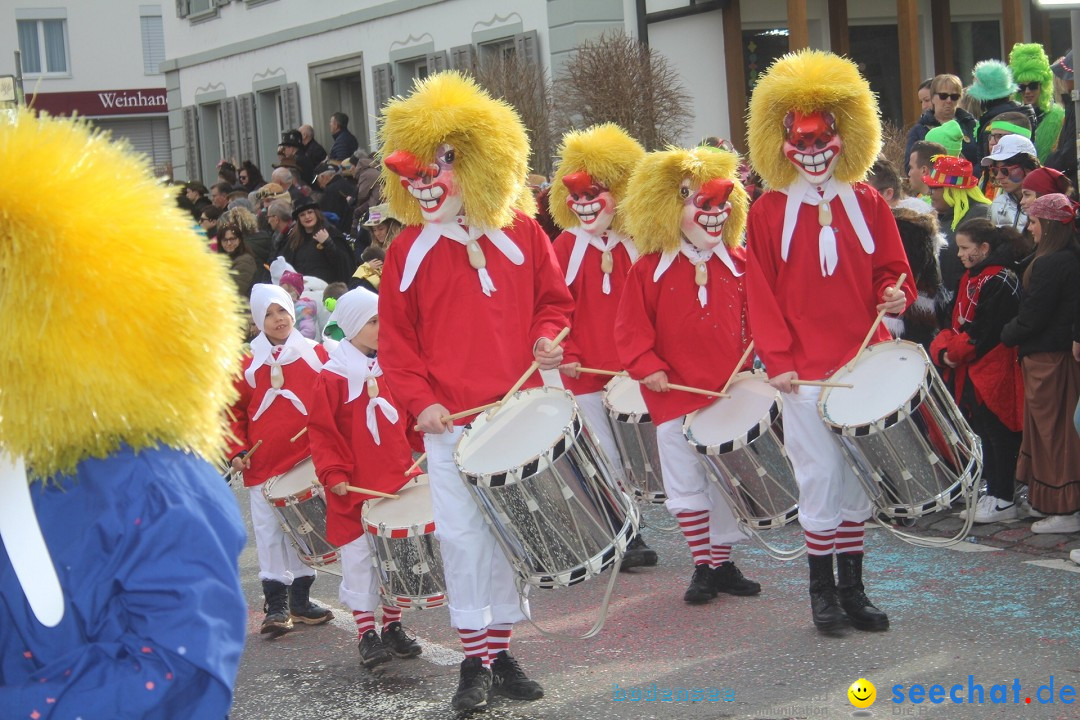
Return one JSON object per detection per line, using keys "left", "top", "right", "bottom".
{"left": 361, "top": 475, "right": 433, "bottom": 537}
{"left": 602, "top": 375, "right": 653, "bottom": 424}
{"left": 818, "top": 339, "right": 930, "bottom": 436}
{"left": 683, "top": 372, "right": 782, "bottom": 454}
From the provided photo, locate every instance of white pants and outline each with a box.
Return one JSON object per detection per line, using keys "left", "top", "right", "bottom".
{"left": 338, "top": 536, "right": 381, "bottom": 613}
{"left": 576, "top": 391, "right": 628, "bottom": 487}
{"left": 425, "top": 428, "right": 529, "bottom": 630}
{"left": 655, "top": 417, "right": 746, "bottom": 546}
{"left": 249, "top": 483, "right": 316, "bottom": 584}
{"left": 781, "top": 387, "right": 872, "bottom": 532}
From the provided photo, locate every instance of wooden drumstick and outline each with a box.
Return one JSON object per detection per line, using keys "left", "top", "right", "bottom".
{"left": 244, "top": 439, "right": 263, "bottom": 461}
{"left": 576, "top": 367, "right": 629, "bottom": 377}
{"left": 490, "top": 326, "right": 571, "bottom": 414}
{"left": 289, "top": 427, "right": 307, "bottom": 443}
{"left": 412, "top": 402, "right": 501, "bottom": 431}
{"left": 344, "top": 485, "right": 400, "bottom": 500}
{"left": 404, "top": 453, "right": 426, "bottom": 476}
{"left": 846, "top": 273, "right": 908, "bottom": 372}
{"left": 666, "top": 383, "right": 729, "bottom": 399}
{"left": 790, "top": 379, "right": 854, "bottom": 389}
{"left": 720, "top": 341, "right": 755, "bottom": 396}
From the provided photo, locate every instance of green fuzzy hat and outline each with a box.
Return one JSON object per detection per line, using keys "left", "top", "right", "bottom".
{"left": 925, "top": 120, "right": 966, "bottom": 156}
{"left": 1009, "top": 42, "right": 1055, "bottom": 112}
{"left": 968, "top": 60, "right": 1018, "bottom": 102}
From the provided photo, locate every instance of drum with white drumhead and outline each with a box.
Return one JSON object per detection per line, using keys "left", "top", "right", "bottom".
{"left": 602, "top": 375, "right": 666, "bottom": 504}
{"left": 263, "top": 458, "right": 341, "bottom": 567}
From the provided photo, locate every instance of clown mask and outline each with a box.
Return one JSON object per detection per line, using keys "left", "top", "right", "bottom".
{"left": 562, "top": 170, "right": 616, "bottom": 234}
{"left": 680, "top": 177, "right": 733, "bottom": 250}
{"left": 384, "top": 143, "right": 464, "bottom": 224}
{"left": 783, "top": 110, "right": 843, "bottom": 185}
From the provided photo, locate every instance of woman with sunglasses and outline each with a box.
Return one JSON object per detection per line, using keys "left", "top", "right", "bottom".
{"left": 981, "top": 135, "right": 1040, "bottom": 233}
{"left": 1009, "top": 43, "right": 1065, "bottom": 164}
{"left": 218, "top": 222, "right": 259, "bottom": 298}
{"left": 238, "top": 160, "right": 265, "bottom": 194}
{"left": 904, "top": 74, "right": 979, "bottom": 171}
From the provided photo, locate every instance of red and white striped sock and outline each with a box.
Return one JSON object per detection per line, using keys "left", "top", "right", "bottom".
{"left": 835, "top": 519, "right": 865, "bottom": 554}
{"left": 380, "top": 605, "right": 402, "bottom": 629}
{"left": 676, "top": 510, "right": 711, "bottom": 566}
{"left": 457, "top": 628, "right": 488, "bottom": 665}
{"left": 710, "top": 544, "right": 732, "bottom": 568}
{"left": 805, "top": 528, "right": 836, "bottom": 556}
{"left": 487, "top": 623, "right": 512, "bottom": 665}
{"left": 353, "top": 610, "right": 376, "bottom": 639}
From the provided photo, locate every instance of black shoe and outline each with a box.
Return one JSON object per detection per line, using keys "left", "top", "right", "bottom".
{"left": 358, "top": 629, "right": 393, "bottom": 668}
{"left": 711, "top": 561, "right": 761, "bottom": 596}
{"left": 491, "top": 650, "right": 544, "bottom": 701}
{"left": 452, "top": 656, "right": 492, "bottom": 711}
{"left": 836, "top": 553, "right": 890, "bottom": 632}
{"left": 683, "top": 563, "right": 717, "bottom": 604}
{"left": 619, "top": 534, "right": 659, "bottom": 571}
{"left": 260, "top": 580, "right": 293, "bottom": 636}
{"left": 808, "top": 554, "right": 849, "bottom": 632}
{"left": 288, "top": 575, "right": 333, "bottom": 625}
{"left": 381, "top": 621, "right": 422, "bottom": 658}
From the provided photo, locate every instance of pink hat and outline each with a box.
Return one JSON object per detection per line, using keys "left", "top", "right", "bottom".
{"left": 1027, "top": 193, "right": 1079, "bottom": 224}
{"left": 278, "top": 271, "right": 304, "bottom": 296}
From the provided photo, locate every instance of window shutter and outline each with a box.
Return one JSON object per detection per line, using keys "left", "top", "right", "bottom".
{"left": 182, "top": 105, "right": 201, "bottom": 181}
{"left": 514, "top": 30, "right": 540, "bottom": 65}
{"left": 282, "top": 82, "right": 302, "bottom": 130}
{"left": 141, "top": 15, "right": 165, "bottom": 74}
{"left": 237, "top": 93, "right": 258, "bottom": 165}
{"left": 372, "top": 63, "right": 394, "bottom": 120}
{"left": 176, "top": 0, "right": 189, "bottom": 19}
{"left": 450, "top": 44, "right": 476, "bottom": 72}
{"left": 425, "top": 50, "right": 449, "bottom": 73}
{"left": 222, "top": 97, "right": 240, "bottom": 163}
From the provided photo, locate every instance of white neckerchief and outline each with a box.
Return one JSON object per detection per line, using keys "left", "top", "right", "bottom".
{"left": 563, "top": 227, "right": 637, "bottom": 294}
{"left": 780, "top": 177, "right": 875, "bottom": 276}
{"left": 653, "top": 239, "right": 742, "bottom": 308}
{"left": 245, "top": 330, "right": 323, "bottom": 421}
{"left": 399, "top": 218, "right": 525, "bottom": 295}
{"left": 323, "top": 341, "right": 399, "bottom": 445}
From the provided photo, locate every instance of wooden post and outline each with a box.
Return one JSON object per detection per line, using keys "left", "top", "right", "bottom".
{"left": 896, "top": 0, "right": 920, "bottom": 127}
{"left": 931, "top": 0, "right": 954, "bottom": 76}
{"left": 787, "top": 0, "right": 809, "bottom": 52}
{"left": 1001, "top": 0, "right": 1024, "bottom": 59}
{"left": 722, "top": 0, "right": 747, "bottom": 152}
{"left": 827, "top": 0, "right": 849, "bottom": 57}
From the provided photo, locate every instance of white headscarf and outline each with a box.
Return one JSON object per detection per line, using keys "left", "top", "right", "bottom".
{"left": 245, "top": 284, "right": 324, "bottom": 421}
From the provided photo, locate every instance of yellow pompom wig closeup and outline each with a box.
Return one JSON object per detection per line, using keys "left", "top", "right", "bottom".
{"left": 621, "top": 146, "right": 749, "bottom": 254}
{"left": 378, "top": 71, "right": 532, "bottom": 229}
{"left": 549, "top": 123, "right": 645, "bottom": 234}
{"left": 0, "top": 110, "right": 244, "bottom": 478}
{"left": 747, "top": 49, "right": 881, "bottom": 190}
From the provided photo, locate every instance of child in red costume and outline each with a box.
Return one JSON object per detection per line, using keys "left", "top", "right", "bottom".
{"left": 227, "top": 283, "right": 333, "bottom": 635}
{"left": 615, "top": 146, "right": 762, "bottom": 606}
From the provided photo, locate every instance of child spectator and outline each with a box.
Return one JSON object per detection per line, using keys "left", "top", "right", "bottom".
{"left": 279, "top": 270, "right": 319, "bottom": 340}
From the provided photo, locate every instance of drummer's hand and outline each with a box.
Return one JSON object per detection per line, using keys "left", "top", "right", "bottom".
{"left": 230, "top": 454, "right": 250, "bottom": 472}
{"left": 534, "top": 337, "right": 564, "bottom": 370}
{"left": 642, "top": 370, "right": 669, "bottom": 392}
{"left": 942, "top": 351, "right": 958, "bottom": 369}
{"left": 878, "top": 285, "right": 907, "bottom": 315}
{"left": 768, "top": 371, "right": 799, "bottom": 394}
{"left": 559, "top": 362, "right": 582, "bottom": 379}
{"left": 417, "top": 403, "right": 454, "bottom": 434}
{"left": 329, "top": 482, "right": 348, "bottom": 496}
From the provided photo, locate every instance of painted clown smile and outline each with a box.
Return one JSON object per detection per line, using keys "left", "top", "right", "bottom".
{"left": 695, "top": 206, "right": 730, "bottom": 236}
{"left": 787, "top": 148, "right": 836, "bottom": 176}
{"left": 406, "top": 182, "right": 448, "bottom": 211}
{"left": 572, "top": 199, "right": 606, "bottom": 224}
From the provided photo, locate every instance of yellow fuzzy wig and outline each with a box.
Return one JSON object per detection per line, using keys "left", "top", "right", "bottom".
{"left": 621, "top": 146, "right": 749, "bottom": 254}
{"left": 747, "top": 50, "right": 881, "bottom": 189}
{"left": 0, "top": 110, "right": 244, "bottom": 478}
{"left": 549, "top": 124, "right": 645, "bottom": 233}
{"left": 379, "top": 72, "right": 531, "bottom": 229}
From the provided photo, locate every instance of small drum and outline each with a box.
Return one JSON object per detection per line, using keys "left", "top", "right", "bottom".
{"left": 819, "top": 340, "right": 982, "bottom": 518}
{"left": 602, "top": 375, "right": 666, "bottom": 504}
{"left": 263, "top": 458, "right": 340, "bottom": 567}
{"left": 684, "top": 371, "right": 800, "bottom": 529}
{"left": 454, "top": 387, "right": 639, "bottom": 589}
{"left": 362, "top": 475, "right": 447, "bottom": 610}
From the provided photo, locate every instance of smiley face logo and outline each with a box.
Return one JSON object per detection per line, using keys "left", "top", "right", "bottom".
{"left": 848, "top": 678, "right": 876, "bottom": 708}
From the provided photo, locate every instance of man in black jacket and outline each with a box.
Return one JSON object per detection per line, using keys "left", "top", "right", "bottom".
{"left": 313, "top": 163, "right": 355, "bottom": 233}
{"left": 328, "top": 112, "right": 359, "bottom": 162}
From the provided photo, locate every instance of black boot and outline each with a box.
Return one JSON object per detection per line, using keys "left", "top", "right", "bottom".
{"left": 711, "top": 561, "right": 761, "bottom": 596}
{"left": 619, "top": 534, "right": 659, "bottom": 571}
{"left": 288, "top": 575, "right": 333, "bottom": 625}
{"left": 381, "top": 621, "right": 422, "bottom": 658}
{"left": 358, "top": 629, "right": 393, "bottom": 668}
{"left": 836, "top": 553, "right": 890, "bottom": 631}
{"left": 491, "top": 650, "right": 544, "bottom": 700}
{"left": 807, "top": 554, "right": 849, "bottom": 632}
{"left": 451, "top": 656, "right": 492, "bottom": 711}
{"left": 683, "top": 563, "right": 717, "bottom": 604}
{"left": 260, "top": 580, "right": 293, "bottom": 636}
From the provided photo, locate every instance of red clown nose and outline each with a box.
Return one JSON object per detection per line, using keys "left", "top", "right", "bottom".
{"left": 696, "top": 178, "right": 733, "bottom": 210}
{"left": 384, "top": 150, "right": 424, "bottom": 180}
{"left": 562, "top": 170, "right": 597, "bottom": 197}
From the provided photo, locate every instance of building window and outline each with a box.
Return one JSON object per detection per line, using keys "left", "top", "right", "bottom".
{"left": 395, "top": 57, "right": 430, "bottom": 92}
{"left": 952, "top": 20, "right": 1001, "bottom": 88}
{"left": 479, "top": 38, "right": 516, "bottom": 65}
{"left": 141, "top": 13, "right": 165, "bottom": 75}
{"left": 187, "top": 0, "right": 213, "bottom": 14}
{"left": 17, "top": 19, "right": 69, "bottom": 75}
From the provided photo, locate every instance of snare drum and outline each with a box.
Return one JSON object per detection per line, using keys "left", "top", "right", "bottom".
{"left": 819, "top": 340, "right": 982, "bottom": 518}
{"left": 684, "top": 372, "right": 800, "bottom": 529}
{"left": 454, "top": 387, "right": 639, "bottom": 589}
{"left": 263, "top": 458, "right": 341, "bottom": 567}
{"left": 602, "top": 375, "right": 666, "bottom": 504}
{"left": 362, "top": 475, "right": 447, "bottom": 610}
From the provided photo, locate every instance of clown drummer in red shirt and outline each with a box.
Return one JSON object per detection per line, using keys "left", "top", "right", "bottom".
{"left": 744, "top": 50, "right": 915, "bottom": 633}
